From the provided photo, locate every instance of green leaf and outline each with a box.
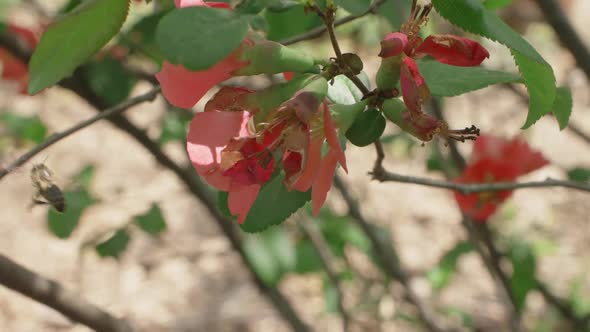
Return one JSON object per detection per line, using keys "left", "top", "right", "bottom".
{"left": 509, "top": 243, "right": 537, "bottom": 311}
{"left": 239, "top": 174, "right": 311, "bottom": 233}
{"left": 158, "top": 109, "right": 192, "bottom": 145}
{"left": 28, "top": 0, "right": 130, "bottom": 94}
{"left": 217, "top": 191, "right": 232, "bottom": 217}
{"left": 514, "top": 51, "right": 557, "bottom": 128}
{"left": 431, "top": 0, "right": 556, "bottom": 128}
{"left": 323, "top": 278, "right": 339, "bottom": 313}
{"left": 0, "top": 112, "right": 47, "bottom": 143}
{"left": 236, "top": 0, "right": 299, "bottom": 14}
{"left": 334, "top": 0, "right": 371, "bottom": 15}
{"left": 377, "top": 0, "right": 412, "bottom": 31}
{"left": 134, "top": 203, "right": 166, "bottom": 235}
{"left": 567, "top": 168, "right": 590, "bottom": 183}
{"left": 552, "top": 86, "right": 572, "bottom": 130}
{"left": 294, "top": 240, "right": 323, "bottom": 273}
{"left": 427, "top": 242, "right": 473, "bottom": 291}
{"left": 345, "top": 108, "right": 386, "bottom": 147}
{"left": 417, "top": 60, "right": 521, "bottom": 96}
{"left": 265, "top": 5, "right": 322, "bottom": 41}
{"left": 327, "top": 73, "right": 370, "bottom": 105}
{"left": 95, "top": 229, "right": 130, "bottom": 258}
{"left": 156, "top": 7, "right": 252, "bottom": 71}
{"left": 83, "top": 57, "right": 136, "bottom": 107}
{"left": 47, "top": 189, "right": 95, "bottom": 239}
{"left": 483, "top": 0, "right": 512, "bottom": 10}
{"left": 122, "top": 11, "right": 169, "bottom": 63}
{"left": 243, "top": 227, "right": 295, "bottom": 285}
{"left": 73, "top": 164, "right": 95, "bottom": 190}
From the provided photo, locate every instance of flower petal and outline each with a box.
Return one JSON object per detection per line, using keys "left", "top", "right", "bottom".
{"left": 156, "top": 53, "right": 245, "bottom": 109}
{"left": 175, "top": 0, "right": 205, "bottom": 7}
{"left": 400, "top": 57, "right": 429, "bottom": 114}
{"left": 228, "top": 184, "right": 260, "bottom": 224}
{"left": 186, "top": 111, "right": 250, "bottom": 191}
{"left": 291, "top": 137, "right": 323, "bottom": 192}
{"left": 379, "top": 32, "right": 409, "bottom": 58}
{"left": 204, "top": 86, "right": 253, "bottom": 112}
{"left": 0, "top": 49, "right": 29, "bottom": 94}
{"left": 311, "top": 150, "right": 338, "bottom": 216}
{"left": 323, "top": 103, "right": 347, "bottom": 172}
{"left": 415, "top": 35, "right": 489, "bottom": 67}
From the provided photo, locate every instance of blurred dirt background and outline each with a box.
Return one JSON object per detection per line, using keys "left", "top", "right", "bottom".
{"left": 0, "top": 0, "right": 589, "bottom": 331}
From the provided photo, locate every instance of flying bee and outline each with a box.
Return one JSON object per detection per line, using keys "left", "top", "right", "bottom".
{"left": 30, "top": 163, "right": 66, "bottom": 213}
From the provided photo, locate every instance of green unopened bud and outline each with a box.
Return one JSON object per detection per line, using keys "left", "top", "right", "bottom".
{"left": 330, "top": 101, "right": 367, "bottom": 133}
{"left": 236, "top": 38, "right": 316, "bottom": 75}
{"left": 376, "top": 55, "right": 402, "bottom": 91}
{"left": 342, "top": 53, "right": 364, "bottom": 76}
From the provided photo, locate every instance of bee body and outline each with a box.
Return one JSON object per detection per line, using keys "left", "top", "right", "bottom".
{"left": 30, "top": 163, "right": 66, "bottom": 212}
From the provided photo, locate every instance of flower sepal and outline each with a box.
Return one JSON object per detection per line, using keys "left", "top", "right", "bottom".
{"left": 235, "top": 37, "right": 316, "bottom": 76}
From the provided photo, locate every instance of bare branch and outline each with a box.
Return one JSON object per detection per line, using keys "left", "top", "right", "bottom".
{"left": 297, "top": 217, "right": 351, "bottom": 331}
{"left": 281, "top": 0, "right": 387, "bottom": 45}
{"left": 0, "top": 254, "right": 132, "bottom": 332}
{"left": 0, "top": 87, "right": 161, "bottom": 181}
{"left": 334, "top": 175, "right": 451, "bottom": 332}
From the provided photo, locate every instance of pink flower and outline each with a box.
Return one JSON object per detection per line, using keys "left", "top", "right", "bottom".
{"left": 186, "top": 77, "right": 346, "bottom": 222}
{"left": 454, "top": 135, "right": 549, "bottom": 222}
{"left": 379, "top": 0, "right": 489, "bottom": 113}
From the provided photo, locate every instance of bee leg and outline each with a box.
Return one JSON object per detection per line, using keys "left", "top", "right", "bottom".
{"left": 30, "top": 193, "right": 49, "bottom": 210}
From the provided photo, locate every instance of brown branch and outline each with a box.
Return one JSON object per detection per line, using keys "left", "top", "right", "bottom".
{"left": 0, "top": 86, "right": 161, "bottom": 180}
{"left": 281, "top": 0, "right": 387, "bottom": 46}
{"left": 0, "top": 254, "right": 132, "bottom": 332}
{"left": 0, "top": 28, "right": 311, "bottom": 332}
{"left": 333, "top": 175, "right": 451, "bottom": 332}
{"left": 535, "top": 0, "right": 590, "bottom": 81}
{"left": 297, "top": 217, "right": 351, "bottom": 332}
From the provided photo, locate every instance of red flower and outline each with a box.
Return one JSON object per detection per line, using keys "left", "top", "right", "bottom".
{"left": 378, "top": 0, "right": 489, "bottom": 113}
{"left": 0, "top": 23, "right": 40, "bottom": 94}
{"left": 454, "top": 135, "right": 549, "bottom": 222}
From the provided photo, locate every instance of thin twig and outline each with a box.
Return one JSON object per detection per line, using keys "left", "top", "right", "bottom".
{"left": 0, "top": 254, "right": 133, "bottom": 332}
{"left": 333, "top": 175, "right": 450, "bottom": 332}
{"left": 535, "top": 0, "right": 590, "bottom": 81}
{"left": 297, "top": 217, "right": 351, "bottom": 332}
{"left": 281, "top": 0, "right": 387, "bottom": 46}
{"left": 0, "top": 86, "right": 161, "bottom": 180}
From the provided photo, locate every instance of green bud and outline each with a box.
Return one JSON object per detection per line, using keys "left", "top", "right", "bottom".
{"left": 376, "top": 55, "right": 402, "bottom": 91}
{"left": 236, "top": 38, "right": 316, "bottom": 76}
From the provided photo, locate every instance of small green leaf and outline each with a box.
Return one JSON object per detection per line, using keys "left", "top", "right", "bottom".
{"left": 0, "top": 112, "right": 47, "bottom": 143}
{"left": 243, "top": 227, "right": 295, "bottom": 285}
{"left": 417, "top": 60, "right": 521, "bottom": 96}
{"left": 265, "top": 4, "right": 322, "bottom": 41}
{"left": 134, "top": 203, "right": 166, "bottom": 235}
{"left": 28, "top": 0, "right": 130, "bottom": 94}
{"left": 427, "top": 242, "right": 473, "bottom": 291}
{"left": 552, "top": 86, "right": 573, "bottom": 130}
{"left": 217, "top": 191, "right": 232, "bottom": 217}
{"left": 334, "top": 0, "right": 371, "bottom": 15}
{"left": 345, "top": 108, "right": 386, "bottom": 147}
{"left": 47, "top": 189, "right": 95, "bottom": 239}
{"left": 323, "top": 278, "right": 339, "bottom": 313}
{"left": 95, "top": 229, "right": 130, "bottom": 258}
{"left": 156, "top": 7, "right": 252, "bottom": 71}
{"left": 483, "top": 0, "right": 512, "bottom": 10}
{"left": 294, "top": 240, "right": 323, "bottom": 273}
{"left": 74, "top": 165, "right": 95, "bottom": 190}
{"left": 83, "top": 57, "right": 136, "bottom": 107}
{"left": 509, "top": 243, "right": 537, "bottom": 311}
{"left": 239, "top": 174, "right": 311, "bottom": 232}
{"left": 159, "top": 109, "right": 192, "bottom": 145}
{"left": 327, "top": 73, "right": 370, "bottom": 105}
{"left": 567, "top": 168, "right": 590, "bottom": 183}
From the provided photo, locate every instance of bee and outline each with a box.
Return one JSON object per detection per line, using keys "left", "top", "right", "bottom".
{"left": 30, "top": 163, "right": 66, "bottom": 212}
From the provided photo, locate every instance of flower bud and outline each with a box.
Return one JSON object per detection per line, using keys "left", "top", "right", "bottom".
{"left": 235, "top": 38, "right": 316, "bottom": 76}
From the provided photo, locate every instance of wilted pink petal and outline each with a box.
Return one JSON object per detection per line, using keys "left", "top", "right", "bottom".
{"left": 416, "top": 35, "right": 489, "bottom": 67}
{"left": 400, "top": 57, "right": 429, "bottom": 113}
{"left": 156, "top": 52, "right": 246, "bottom": 109}
{"left": 291, "top": 138, "right": 323, "bottom": 192}
{"left": 186, "top": 111, "right": 250, "bottom": 191}
{"left": 379, "top": 32, "right": 409, "bottom": 58}
{"left": 322, "top": 103, "right": 347, "bottom": 173}
{"left": 204, "top": 86, "right": 253, "bottom": 112}
{"left": 228, "top": 184, "right": 260, "bottom": 223}
{"left": 311, "top": 150, "right": 338, "bottom": 215}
